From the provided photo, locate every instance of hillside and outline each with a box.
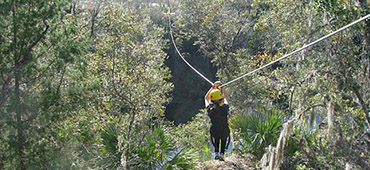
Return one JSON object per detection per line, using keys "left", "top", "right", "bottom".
{"left": 198, "top": 154, "right": 256, "bottom": 170}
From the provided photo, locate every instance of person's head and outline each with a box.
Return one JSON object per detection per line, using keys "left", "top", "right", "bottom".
{"left": 209, "top": 88, "right": 224, "bottom": 106}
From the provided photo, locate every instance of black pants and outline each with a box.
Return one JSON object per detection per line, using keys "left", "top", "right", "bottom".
{"left": 211, "top": 136, "right": 227, "bottom": 154}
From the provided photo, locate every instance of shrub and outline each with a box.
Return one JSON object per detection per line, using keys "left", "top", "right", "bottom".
{"left": 230, "top": 108, "right": 283, "bottom": 159}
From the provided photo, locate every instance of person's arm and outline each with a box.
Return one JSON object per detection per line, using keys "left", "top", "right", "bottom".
{"left": 221, "top": 86, "right": 228, "bottom": 105}
{"left": 204, "top": 87, "right": 213, "bottom": 107}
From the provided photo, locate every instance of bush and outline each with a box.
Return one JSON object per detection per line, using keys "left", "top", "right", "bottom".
{"left": 99, "top": 123, "right": 196, "bottom": 169}
{"left": 230, "top": 108, "right": 283, "bottom": 159}
{"left": 168, "top": 110, "right": 212, "bottom": 163}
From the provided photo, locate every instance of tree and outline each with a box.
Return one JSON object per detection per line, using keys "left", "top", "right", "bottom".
{"left": 60, "top": 4, "right": 192, "bottom": 169}
{"left": 250, "top": 0, "right": 370, "bottom": 168}
{"left": 0, "top": 0, "right": 88, "bottom": 169}
{"left": 170, "top": 0, "right": 369, "bottom": 168}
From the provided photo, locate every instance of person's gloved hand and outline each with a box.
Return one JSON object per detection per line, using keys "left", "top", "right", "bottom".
{"left": 214, "top": 81, "right": 222, "bottom": 89}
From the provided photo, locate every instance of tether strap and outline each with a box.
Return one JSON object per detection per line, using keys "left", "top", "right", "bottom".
{"left": 225, "top": 134, "right": 231, "bottom": 149}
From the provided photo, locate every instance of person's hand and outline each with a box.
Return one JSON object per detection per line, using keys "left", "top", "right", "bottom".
{"left": 214, "top": 81, "right": 222, "bottom": 89}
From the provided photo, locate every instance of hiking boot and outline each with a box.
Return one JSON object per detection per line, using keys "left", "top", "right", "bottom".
{"left": 214, "top": 152, "right": 219, "bottom": 160}
{"left": 219, "top": 153, "right": 225, "bottom": 161}
{"left": 215, "top": 153, "right": 224, "bottom": 161}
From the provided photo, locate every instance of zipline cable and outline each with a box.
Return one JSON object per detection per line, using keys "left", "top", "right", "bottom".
{"left": 221, "top": 13, "right": 370, "bottom": 87}
{"left": 167, "top": 0, "right": 369, "bottom": 87}
{"left": 167, "top": 0, "right": 214, "bottom": 85}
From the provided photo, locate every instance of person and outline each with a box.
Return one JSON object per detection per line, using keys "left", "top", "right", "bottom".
{"left": 204, "top": 81, "right": 230, "bottom": 161}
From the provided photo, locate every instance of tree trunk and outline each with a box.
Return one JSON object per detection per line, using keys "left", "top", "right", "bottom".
{"left": 90, "top": 0, "right": 101, "bottom": 38}
{"left": 358, "top": 0, "right": 370, "bottom": 125}
{"left": 327, "top": 101, "right": 334, "bottom": 134}
{"left": 308, "top": 108, "right": 315, "bottom": 130}
{"left": 122, "top": 108, "right": 136, "bottom": 169}
{"left": 359, "top": 0, "right": 369, "bottom": 48}
{"left": 12, "top": 1, "right": 26, "bottom": 169}
{"left": 15, "top": 68, "right": 25, "bottom": 170}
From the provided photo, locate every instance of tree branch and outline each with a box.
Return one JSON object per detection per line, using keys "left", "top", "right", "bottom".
{"left": 288, "top": 85, "right": 296, "bottom": 115}
{"left": 56, "top": 65, "right": 67, "bottom": 95}
{"left": 90, "top": 0, "right": 102, "bottom": 38}
{"left": 351, "top": 85, "right": 370, "bottom": 125}
{"left": 18, "top": 18, "right": 49, "bottom": 66}
{"left": 302, "top": 104, "right": 326, "bottom": 115}
{"left": 0, "top": 90, "right": 10, "bottom": 106}
{"left": 22, "top": 57, "right": 57, "bottom": 86}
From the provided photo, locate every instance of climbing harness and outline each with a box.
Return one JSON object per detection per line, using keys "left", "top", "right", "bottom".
{"left": 166, "top": 0, "right": 370, "bottom": 87}
{"left": 210, "top": 135, "right": 231, "bottom": 150}
{"left": 225, "top": 134, "right": 231, "bottom": 150}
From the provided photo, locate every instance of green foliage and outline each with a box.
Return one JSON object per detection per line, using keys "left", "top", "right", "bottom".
{"left": 163, "top": 148, "right": 196, "bottom": 170}
{"left": 282, "top": 126, "right": 331, "bottom": 169}
{"left": 98, "top": 122, "right": 196, "bottom": 170}
{"left": 168, "top": 110, "right": 212, "bottom": 163}
{"left": 1, "top": 0, "right": 369, "bottom": 169}
{"left": 133, "top": 126, "right": 172, "bottom": 168}
{"left": 0, "top": 0, "right": 89, "bottom": 169}
{"left": 230, "top": 109, "right": 283, "bottom": 159}
{"left": 100, "top": 123, "right": 121, "bottom": 168}
{"left": 62, "top": 4, "right": 179, "bottom": 169}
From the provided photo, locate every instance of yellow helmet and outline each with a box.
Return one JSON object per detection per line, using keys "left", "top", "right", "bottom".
{"left": 209, "top": 89, "right": 223, "bottom": 101}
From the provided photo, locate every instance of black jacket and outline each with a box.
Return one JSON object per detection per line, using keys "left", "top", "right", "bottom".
{"left": 207, "top": 103, "right": 230, "bottom": 139}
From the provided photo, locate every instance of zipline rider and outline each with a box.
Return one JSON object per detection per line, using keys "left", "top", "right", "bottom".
{"left": 205, "top": 81, "right": 230, "bottom": 161}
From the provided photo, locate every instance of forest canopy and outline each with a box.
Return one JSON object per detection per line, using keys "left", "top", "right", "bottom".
{"left": 0, "top": 0, "right": 369, "bottom": 169}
